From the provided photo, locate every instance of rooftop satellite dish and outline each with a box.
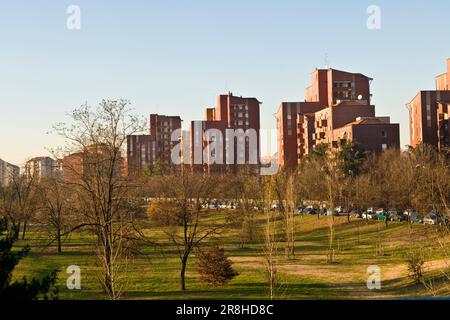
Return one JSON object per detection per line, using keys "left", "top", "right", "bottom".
{"left": 358, "top": 95, "right": 363, "bottom": 100}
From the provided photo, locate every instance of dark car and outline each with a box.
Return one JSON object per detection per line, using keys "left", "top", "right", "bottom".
{"left": 305, "top": 208, "right": 318, "bottom": 215}
{"left": 388, "top": 210, "right": 406, "bottom": 222}
{"left": 296, "top": 206, "right": 306, "bottom": 214}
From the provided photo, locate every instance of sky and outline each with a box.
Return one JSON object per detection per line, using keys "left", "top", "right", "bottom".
{"left": 1, "top": 0, "right": 450, "bottom": 166}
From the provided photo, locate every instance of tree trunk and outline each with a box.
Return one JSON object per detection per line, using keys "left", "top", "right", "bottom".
{"left": 14, "top": 222, "right": 21, "bottom": 240}
{"left": 21, "top": 221, "right": 27, "bottom": 240}
{"left": 180, "top": 256, "right": 188, "bottom": 291}
{"left": 57, "top": 228, "right": 62, "bottom": 254}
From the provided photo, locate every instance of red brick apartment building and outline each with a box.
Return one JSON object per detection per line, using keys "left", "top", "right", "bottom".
{"left": 63, "top": 144, "right": 125, "bottom": 183}
{"left": 127, "top": 114, "right": 181, "bottom": 176}
{"left": 276, "top": 68, "right": 400, "bottom": 169}
{"left": 190, "top": 92, "right": 261, "bottom": 174}
{"left": 408, "top": 59, "right": 450, "bottom": 153}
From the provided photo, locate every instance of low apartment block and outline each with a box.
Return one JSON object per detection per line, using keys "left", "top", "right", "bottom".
{"left": 0, "top": 158, "right": 19, "bottom": 187}
{"left": 25, "top": 156, "right": 62, "bottom": 180}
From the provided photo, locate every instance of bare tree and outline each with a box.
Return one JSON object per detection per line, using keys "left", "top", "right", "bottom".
{"left": 262, "top": 177, "right": 279, "bottom": 300}
{"left": 284, "top": 173, "right": 296, "bottom": 259}
{"left": 53, "top": 99, "right": 145, "bottom": 299}
{"left": 8, "top": 174, "right": 38, "bottom": 240}
{"left": 35, "top": 178, "right": 74, "bottom": 253}
{"left": 152, "top": 171, "right": 225, "bottom": 291}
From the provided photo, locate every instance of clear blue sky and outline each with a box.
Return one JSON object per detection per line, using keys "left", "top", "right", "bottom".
{"left": 1, "top": 0, "right": 450, "bottom": 165}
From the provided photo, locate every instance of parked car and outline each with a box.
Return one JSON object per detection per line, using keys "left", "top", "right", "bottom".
{"left": 388, "top": 210, "right": 405, "bottom": 222}
{"left": 270, "top": 203, "right": 280, "bottom": 211}
{"left": 350, "top": 209, "right": 363, "bottom": 218}
{"left": 367, "top": 207, "right": 376, "bottom": 214}
{"left": 377, "top": 212, "right": 388, "bottom": 221}
{"left": 208, "top": 201, "right": 219, "bottom": 209}
{"left": 410, "top": 212, "right": 423, "bottom": 224}
{"left": 362, "top": 212, "right": 378, "bottom": 220}
{"left": 375, "top": 208, "right": 385, "bottom": 215}
{"left": 303, "top": 205, "right": 318, "bottom": 215}
{"left": 335, "top": 206, "right": 346, "bottom": 214}
{"left": 424, "top": 213, "right": 442, "bottom": 225}
{"left": 403, "top": 209, "right": 415, "bottom": 217}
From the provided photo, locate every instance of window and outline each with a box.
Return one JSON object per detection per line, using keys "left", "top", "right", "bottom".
{"left": 381, "top": 131, "right": 387, "bottom": 138}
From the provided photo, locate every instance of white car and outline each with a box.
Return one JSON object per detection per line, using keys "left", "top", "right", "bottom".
{"left": 424, "top": 213, "right": 441, "bottom": 225}
{"left": 362, "top": 212, "right": 378, "bottom": 220}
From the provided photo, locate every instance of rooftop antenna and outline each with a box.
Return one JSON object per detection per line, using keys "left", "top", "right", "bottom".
{"left": 324, "top": 53, "right": 329, "bottom": 69}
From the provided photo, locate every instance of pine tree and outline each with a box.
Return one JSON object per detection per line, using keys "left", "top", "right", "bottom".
{"left": 0, "top": 218, "right": 58, "bottom": 300}
{"left": 197, "top": 246, "right": 238, "bottom": 286}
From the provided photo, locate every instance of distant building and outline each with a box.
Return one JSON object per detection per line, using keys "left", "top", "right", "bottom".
{"left": 276, "top": 67, "right": 400, "bottom": 169}
{"left": 25, "top": 156, "right": 61, "bottom": 180}
{"left": 127, "top": 114, "right": 182, "bottom": 177}
{"left": 408, "top": 59, "right": 450, "bottom": 152}
{"left": 190, "top": 92, "right": 261, "bottom": 174}
{"left": 127, "top": 135, "right": 156, "bottom": 177}
{"left": 149, "top": 114, "right": 182, "bottom": 165}
{"left": 0, "top": 158, "right": 19, "bottom": 187}
{"left": 63, "top": 144, "right": 124, "bottom": 183}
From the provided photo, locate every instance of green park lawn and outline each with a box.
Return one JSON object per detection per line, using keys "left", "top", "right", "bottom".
{"left": 11, "top": 212, "right": 450, "bottom": 300}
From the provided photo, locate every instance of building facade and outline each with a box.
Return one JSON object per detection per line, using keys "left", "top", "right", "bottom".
{"left": 408, "top": 59, "right": 450, "bottom": 152}
{"left": 25, "top": 156, "right": 61, "bottom": 180}
{"left": 190, "top": 92, "right": 261, "bottom": 174}
{"left": 276, "top": 67, "right": 400, "bottom": 169}
{"left": 127, "top": 114, "right": 182, "bottom": 177}
{"left": 127, "top": 135, "right": 156, "bottom": 177}
{"left": 0, "top": 158, "right": 19, "bottom": 187}
{"left": 63, "top": 144, "right": 124, "bottom": 183}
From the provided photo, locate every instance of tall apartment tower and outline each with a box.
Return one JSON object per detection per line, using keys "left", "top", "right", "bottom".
{"left": 149, "top": 114, "right": 182, "bottom": 165}
{"left": 277, "top": 68, "right": 400, "bottom": 169}
{"left": 127, "top": 114, "right": 182, "bottom": 177}
{"left": 408, "top": 59, "right": 450, "bottom": 152}
{"left": 190, "top": 92, "right": 261, "bottom": 174}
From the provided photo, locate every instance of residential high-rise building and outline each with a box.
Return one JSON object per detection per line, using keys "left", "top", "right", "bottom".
{"left": 190, "top": 92, "right": 261, "bottom": 174}
{"left": 25, "top": 156, "right": 61, "bottom": 180}
{"left": 408, "top": 59, "right": 450, "bottom": 153}
{"left": 0, "top": 158, "right": 19, "bottom": 187}
{"left": 127, "top": 114, "right": 182, "bottom": 176}
{"left": 276, "top": 67, "right": 400, "bottom": 169}
{"left": 127, "top": 135, "right": 156, "bottom": 177}
{"left": 149, "top": 114, "right": 182, "bottom": 165}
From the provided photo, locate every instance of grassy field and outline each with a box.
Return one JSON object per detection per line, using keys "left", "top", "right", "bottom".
{"left": 11, "top": 211, "right": 450, "bottom": 300}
